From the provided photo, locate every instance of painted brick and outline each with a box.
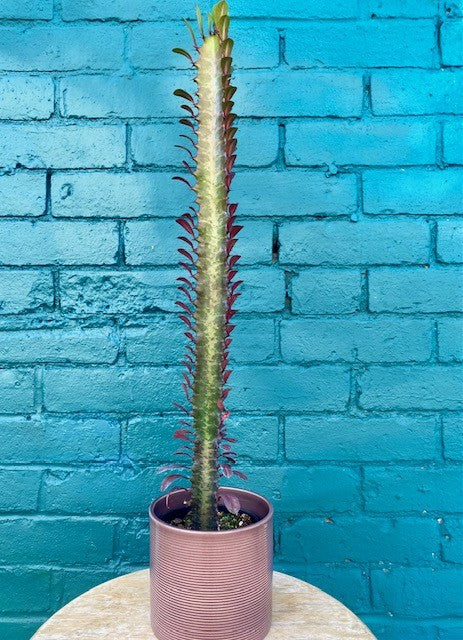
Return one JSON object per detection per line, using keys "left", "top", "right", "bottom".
{"left": 0, "top": 620, "right": 43, "bottom": 640}
{"left": 229, "top": 365, "right": 350, "bottom": 411}
{"left": 0, "top": 124, "right": 125, "bottom": 169}
{"left": 61, "top": 74, "right": 186, "bottom": 118}
{"left": 369, "top": 268, "right": 463, "bottom": 313}
{"left": 438, "top": 318, "right": 463, "bottom": 362}
{"left": 0, "top": 76, "right": 53, "bottom": 120}
{"left": 42, "top": 467, "right": 162, "bottom": 515}
{"left": 238, "top": 268, "right": 285, "bottom": 312}
{"left": 286, "top": 120, "right": 436, "bottom": 167}
{"left": 371, "top": 69, "right": 463, "bottom": 115}
{"left": 236, "top": 220, "right": 274, "bottom": 264}
{"left": 0, "top": 569, "right": 50, "bottom": 613}
{"left": 131, "top": 120, "right": 278, "bottom": 168}
{"left": 443, "top": 121, "right": 463, "bottom": 164}
{"left": 126, "top": 415, "right": 279, "bottom": 463}
{"left": 281, "top": 517, "right": 438, "bottom": 563}
{"left": 368, "top": 0, "right": 437, "bottom": 17}
{"left": 279, "top": 220, "right": 429, "bottom": 265}
{"left": 359, "top": 365, "right": 463, "bottom": 410}
{"left": 51, "top": 172, "right": 188, "bottom": 218}
{"left": 0, "top": 26, "right": 123, "bottom": 72}
{"left": 292, "top": 567, "right": 370, "bottom": 612}
{"left": 371, "top": 567, "right": 463, "bottom": 617}
{"left": 234, "top": 70, "right": 363, "bottom": 117}
{"left": 363, "top": 619, "right": 437, "bottom": 640}
{"left": 291, "top": 269, "right": 361, "bottom": 314}
{"left": 281, "top": 318, "right": 432, "bottom": 363}
{"left": 62, "top": 0, "right": 360, "bottom": 20}
{"left": 128, "top": 23, "right": 279, "bottom": 70}
{"left": 0, "top": 173, "right": 46, "bottom": 217}
{"left": 0, "top": 369, "right": 35, "bottom": 413}
{"left": 443, "top": 414, "right": 463, "bottom": 460}
{"left": 229, "top": 466, "right": 360, "bottom": 513}
{"left": 60, "top": 569, "right": 121, "bottom": 606}
{"left": 0, "top": 270, "right": 53, "bottom": 314}
{"left": 437, "top": 221, "right": 463, "bottom": 263}
{"left": 442, "top": 518, "right": 463, "bottom": 563}
{"left": 0, "top": 326, "right": 119, "bottom": 364}
{"left": 286, "top": 21, "right": 436, "bottom": 68}
{"left": 234, "top": 171, "right": 357, "bottom": 217}
{"left": 441, "top": 20, "right": 463, "bottom": 66}
{"left": 285, "top": 414, "right": 436, "bottom": 461}
{"left": 0, "top": 221, "right": 118, "bottom": 265}
{"left": 364, "top": 169, "right": 463, "bottom": 215}
{"left": 0, "top": 0, "right": 53, "bottom": 19}
{"left": 230, "top": 318, "right": 276, "bottom": 362}
{"left": 118, "top": 519, "right": 149, "bottom": 563}
{"left": 43, "top": 367, "right": 180, "bottom": 412}
{"left": 0, "top": 416, "right": 119, "bottom": 463}
{"left": 0, "top": 518, "right": 114, "bottom": 564}
{"left": 0, "top": 469, "right": 41, "bottom": 512}
{"left": 445, "top": 1, "right": 463, "bottom": 18}
{"left": 364, "top": 466, "right": 463, "bottom": 511}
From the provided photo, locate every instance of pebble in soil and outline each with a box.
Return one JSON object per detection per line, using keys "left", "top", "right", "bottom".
{"left": 169, "top": 509, "right": 255, "bottom": 531}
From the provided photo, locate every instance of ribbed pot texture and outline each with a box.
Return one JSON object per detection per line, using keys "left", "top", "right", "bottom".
{"left": 149, "top": 488, "right": 273, "bottom": 640}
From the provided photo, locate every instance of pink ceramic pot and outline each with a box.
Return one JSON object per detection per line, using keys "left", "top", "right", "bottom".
{"left": 149, "top": 488, "right": 273, "bottom": 640}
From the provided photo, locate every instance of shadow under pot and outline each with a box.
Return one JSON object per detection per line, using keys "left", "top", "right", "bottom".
{"left": 149, "top": 488, "right": 274, "bottom": 640}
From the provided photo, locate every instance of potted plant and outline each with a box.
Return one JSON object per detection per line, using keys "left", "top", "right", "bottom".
{"left": 149, "top": 2, "right": 273, "bottom": 639}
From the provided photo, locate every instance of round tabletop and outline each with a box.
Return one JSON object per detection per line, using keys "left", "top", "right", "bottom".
{"left": 32, "top": 570, "right": 376, "bottom": 640}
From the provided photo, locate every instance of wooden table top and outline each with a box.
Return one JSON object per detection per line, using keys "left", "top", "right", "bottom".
{"left": 32, "top": 570, "right": 376, "bottom": 640}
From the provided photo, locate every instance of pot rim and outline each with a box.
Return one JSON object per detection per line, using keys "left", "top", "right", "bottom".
{"left": 149, "top": 487, "right": 273, "bottom": 536}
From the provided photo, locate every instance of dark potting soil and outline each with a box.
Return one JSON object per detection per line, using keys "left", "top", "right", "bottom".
{"left": 165, "top": 506, "right": 257, "bottom": 531}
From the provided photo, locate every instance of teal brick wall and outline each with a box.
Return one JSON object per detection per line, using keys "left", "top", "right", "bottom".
{"left": 0, "top": 1, "right": 462, "bottom": 639}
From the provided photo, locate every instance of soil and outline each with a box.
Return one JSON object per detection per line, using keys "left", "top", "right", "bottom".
{"left": 166, "top": 507, "right": 256, "bottom": 531}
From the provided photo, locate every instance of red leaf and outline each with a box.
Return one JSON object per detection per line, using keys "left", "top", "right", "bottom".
{"left": 233, "top": 470, "right": 248, "bottom": 481}
{"left": 229, "top": 255, "right": 240, "bottom": 268}
{"left": 221, "top": 463, "right": 233, "bottom": 478}
{"left": 176, "top": 217, "right": 195, "bottom": 235}
{"left": 172, "top": 176, "right": 194, "bottom": 190}
{"left": 161, "top": 474, "right": 186, "bottom": 491}
{"left": 173, "top": 402, "right": 190, "bottom": 414}
{"left": 220, "top": 492, "right": 240, "bottom": 516}
{"left": 173, "top": 430, "right": 192, "bottom": 442}
{"left": 178, "top": 247, "right": 195, "bottom": 263}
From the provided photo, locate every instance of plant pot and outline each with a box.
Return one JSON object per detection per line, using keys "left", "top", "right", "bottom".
{"left": 149, "top": 487, "right": 273, "bottom": 640}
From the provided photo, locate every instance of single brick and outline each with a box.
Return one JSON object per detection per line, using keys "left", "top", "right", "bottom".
{"left": 286, "top": 120, "right": 436, "bottom": 167}
{"left": 118, "top": 519, "right": 149, "bottom": 563}
{"left": 0, "top": 326, "right": 119, "bottom": 364}
{"left": 279, "top": 220, "right": 429, "bottom": 265}
{"left": 0, "top": 0, "right": 53, "bottom": 19}
{"left": 362, "top": 619, "right": 438, "bottom": 640}
{"left": 359, "top": 365, "right": 463, "bottom": 410}
{"left": 52, "top": 172, "right": 188, "bottom": 218}
{"left": 443, "top": 414, "right": 463, "bottom": 460}
{"left": 0, "top": 620, "right": 43, "bottom": 640}
{"left": 0, "top": 469, "right": 41, "bottom": 512}
{"left": 437, "top": 221, "right": 463, "bottom": 263}
{"left": 231, "top": 0, "right": 360, "bottom": 18}
{"left": 0, "top": 569, "right": 50, "bottom": 613}
{"left": 0, "top": 415, "right": 119, "bottom": 463}
{"left": 281, "top": 517, "right": 438, "bottom": 564}
{"left": 0, "top": 270, "right": 52, "bottom": 314}
{"left": 0, "top": 220, "right": 118, "bottom": 265}
{"left": 364, "top": 169, "right": 463, "bottom": 215}
{"left": 229, "top": 365, "right": 350, "bottom": 411}
{"left": 237, "top": 268, "right": 285, "bottom": 312}
{"left": 442, "top": 20, "right": 463, "bottom": 66}
{"left": 371, "top": 69, "right": 463, "bottom": 115}
{"left": 227, "top": 466, "right": 360, "bottom": 513}
{"left": 293, "top": 567, "right": 370, "bottom": 613}
{"left": 369, "top": 268, "right": 463, "bottom": 313}
{"left": 442, "top": 518, "right": 463, "bottom": 563}
{"left": 43, "top": 366, "right": 180, "bottom": 412}
{"left": 0, "top": 26, "right": 123, "bottom": 71}
{"left": 62, "top": 74, "right": 186, "bottom": 118}
{"left": 285, "top": 414, "right": 436, "bottom": 461}
{"left": 443, "top": 121, "right": 463, "bottom": 164}
{"left": 234, "top": 70, "right": 363, "bottom": 117}
{"left": 0, "top": 369, "right": 34, "bottom": 413}
{"left": 286, "top": 21, "right": 436, "bottom": 68}
{"left": 0, "top": 124, "right": 125, "bottom": 169}
{"left": 231, "top": 318, "right": 275, "bottom": 362}
{"left": 0, "top": 76, "right": 53, "bottom": 120}
{"left": 371, "top": 567, "right": 463, "bottom": 617}
{"left": 368, "top": 0, "right": 437, "bottom": 17}
{"left": 42, "top": 467, "right": 162, "bottom": 515}
{"left": 438, "top": 318, "right": 463, "bottom": 362}
{"left": 234, "top": 171, "right": 357, "bottom": 217}
{"left": 128, "top": 23, "right": 279, "bottom": 70}
{"left": 364, "top": 466, "right": 463, "bottom": 511}
{"left": 0, "top": 518, "right": 114, "bottom": 564}
{"left": 281, "top": 318, "right": 432, "bottom": 363}
{"left": 126, "top": 415, "right": 279, "bottom": 463}
{"left": 132, "top": 120, "right": 279, "bottom": 168}
{"left": 0, "top": 173, "right": 46, "bottom": 217}
{"left": 291, "top": 269, "right": 361, "bottom": 314}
